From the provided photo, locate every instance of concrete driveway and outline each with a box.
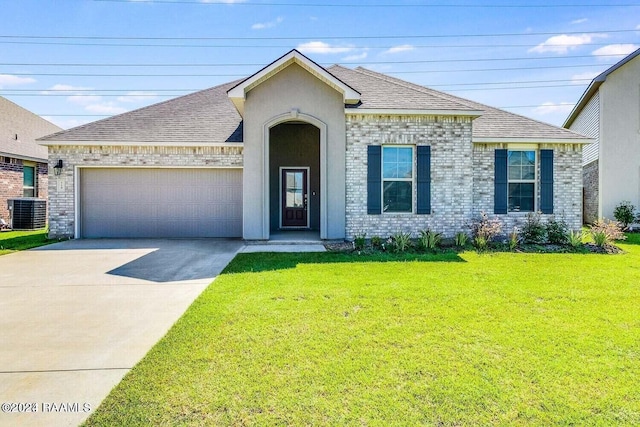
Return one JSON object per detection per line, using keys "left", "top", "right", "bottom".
{"left": 0, "top": 239, "right": 244, "bottom": 427}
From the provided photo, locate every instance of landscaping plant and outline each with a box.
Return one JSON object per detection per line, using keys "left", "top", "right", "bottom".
{"left": 454, "top": 231, "right": 468, "bottom": 248}
{"left": 370, "top": 236, "right": 383, "bottom": 250}
{"left": 508, "top": 227, "right": 519, "bottom": 251}
{"left": 353, "top": 232, "right": 367, "bottom": 251}
{"left": 418, "top": 229, "right": 442, "bottom": 251}
{"left": 521, "top": 211, "right": 547, "bottom": 244}
{"left": 589, "top": 219, "right": 626, "bottom": 247}
{"left": 613, "top": 200, "right": 636, "bottom": 230}
{"left": 567, "top": 230, "right": 584, "bottom": 249}
{"left": 469, "top": 212, "right": 502, "bottom": 250}
{"left": 545, "top": 216, "right": 569, "bottom": 245}
{"left": 390, "top": 231, "right": 412, "bottom": 253}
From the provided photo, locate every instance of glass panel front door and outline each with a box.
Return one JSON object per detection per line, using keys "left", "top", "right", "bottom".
{"left": 281, "top": 169, "right": 308, "bottom": 227}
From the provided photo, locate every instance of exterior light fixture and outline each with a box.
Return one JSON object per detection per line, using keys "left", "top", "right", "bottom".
{"left": 53, "top": 159, "right": 63, "bottom": 176}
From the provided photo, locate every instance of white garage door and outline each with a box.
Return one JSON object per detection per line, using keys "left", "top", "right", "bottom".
{"left": 80, "top": 168, "right": 242, "bottom": 238}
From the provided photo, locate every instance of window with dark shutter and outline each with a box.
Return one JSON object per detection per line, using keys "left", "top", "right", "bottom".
{"left": 494, "top": 149, "right": 508, "bottom": 214}
{"left": 367, "top": 145, "right": 382, "bottom": 214}
{"left": 416, "top": 145, "right": 431, "bottom": 214}
{"left": 540, "top": 149, "right": 554, "bottom": 214}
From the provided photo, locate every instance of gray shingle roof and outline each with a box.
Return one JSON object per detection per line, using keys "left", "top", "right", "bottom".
{"left": 340, "top": 67, "right": 588, "bottom": 141}
{"left": 40, "top": 60, "right": 589, "bottom": 144}
{"left": 0, "top": 96, "right": 61, "bottom": 161}
{"left": 39, "top": 80, "right": 243, "bottom": 143}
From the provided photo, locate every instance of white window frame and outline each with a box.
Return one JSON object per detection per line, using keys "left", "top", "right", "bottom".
{"left": 507, "top": 149, "right": 537, "bottom": 213}
{"left": 381, "top": 145, "right": 415, "bottom": 214}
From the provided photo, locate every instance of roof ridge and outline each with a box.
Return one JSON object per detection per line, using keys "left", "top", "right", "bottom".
{"left": 39, "top": 79, "right": 243, "bottom": 141}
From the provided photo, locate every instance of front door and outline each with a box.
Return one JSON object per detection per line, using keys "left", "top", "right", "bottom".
{"left": 281, "top": 168, "right": 308, "bottom": 228}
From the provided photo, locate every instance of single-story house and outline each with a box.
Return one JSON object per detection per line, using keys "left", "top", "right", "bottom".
{"left": 39, "top": 50, "right": 590, "bottom": 240}
{"left": 1, "top": 96, "right": 62, "bottom": 225}
{"left": 563, "top": 47, "right": 640, "bottom": 224}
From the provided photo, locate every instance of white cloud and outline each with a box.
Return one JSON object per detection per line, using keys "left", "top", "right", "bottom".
{"left": 42, "top": 117, "right": 92, "bottom": 130}
{"left": 85, "top": 103, "right": 128, "bottom": 115}
{"left": 571, "top": 18, "right": 588, "bottom": 24}
{"left": 0, "top": 74, "right": 36, "bottom": 88}
{"left": 382, "top": 44, "right": 415, "bottom": 55}
{"left": 41, "top": 84, "right": 92, "bottom": 95}
{"left": 67, "top": 95, "right": 103, "bottom": 106}
{"left": 533, "top": 102, "right": 574, "bottom": 115}
{"left": 117, "top": 91, "right": 158, "bottom": 103}
{"left": 296, "top": 41, "right": 354, "bottom": 54}
{"left": 592, "top": 44, "right": 639, "bottom": 59}
{"left": 571, "top": 71, "right": 600, "bottom": 84}
{"left": 528, "top": 33, "right": 607, "bottom": 54}
{"left": 200, "top": 0, "right": 246, "bottom": 3}
{"left": 252, "top": 16, "right": 283, "bottom": 30}
{"left": 342, "top": 52, "right": 368, "bottom": 61}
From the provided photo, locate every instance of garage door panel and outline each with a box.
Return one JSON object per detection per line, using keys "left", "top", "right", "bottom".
{"left": 80, "top": 168, "right": 242, "bottom": 238}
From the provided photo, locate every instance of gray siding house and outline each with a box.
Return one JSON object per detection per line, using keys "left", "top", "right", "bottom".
{"left": 40, "top": 50, "right": 590, "bottom": 240}
{"left": 564, "top": 48, "right": 640, "bottom": 224}
{"left": 1, "top": 96, "right": 61, "bottom": 224}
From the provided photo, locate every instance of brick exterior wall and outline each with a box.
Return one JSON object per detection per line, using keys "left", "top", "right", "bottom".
{"left": 47, "top": 145, "right": 243, "bottom": 239}
{"left": 583, "top": 160, "right": 599, "bottom": 224}
{"left": 344, "top": 114, "right": 583, "bottom": 239}
{"left": 472, "top": 143, "right": 584, "bottom": 233}
{"left": 0, "top": 159, "right": 48, "bottom": 224}
{"left": 345, "top": 114, "right": 474, "bottom": 238}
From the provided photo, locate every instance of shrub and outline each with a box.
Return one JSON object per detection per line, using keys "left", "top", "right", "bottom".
{"left": 418, "top": 229, "right": 442, "bottom": 251}
{"left": 614, "top": 201, "right": 636, "bottom": 230}
{"left": 589, "top": 219, "right": 626, "bottom": 247}
{"left": 567, "top": 230, "right": 584, "bottom": 248}
{"left": 521, "top": 212, "right": 547, "bottom": 244}
{"left": 390, "top": 231, "right": 412, "bottom": 253}
{"left": 353, "top": 232, "right": 366, "bottom": 251}
{"left": 469, "top": 212, "right": 502, "bottom": 250}
{"left": 371, "top": 236, "right": 383, "bottom": 250}
{"left": 454, "top": 231, "right": 469, "bottom": 248}
{"left": 545, "top": 216, "right": 569, "bottom": 245}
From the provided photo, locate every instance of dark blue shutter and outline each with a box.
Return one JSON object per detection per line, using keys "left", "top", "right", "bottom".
{"left": 494, "top": 149, "right": 508, "bottom": 214}
{"left": 416, "top": 145, "right": 431, "bottom": 214}
{"left": 540, "top": 149, "right": 554, "bottom": 214}
{"left": 367, "top": 145, "right": 382, "bottom": 215}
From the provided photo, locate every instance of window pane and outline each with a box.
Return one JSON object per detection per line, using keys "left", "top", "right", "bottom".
{"left": 383, "top": 181, "right": 412, "bottom": 213}
{"left": 383, "top": 147, "right": 398, "bottom": 162}
{"left": 397, "top": 161, "right": 413, "bottom": 178}
{"left": 509, "top": 166, "right": 521, "bottom": 180}
{"left": 383, "top": 147, "right": 413, "bottom": 179}
{"left": 23, "top": 166, "right": 35, "bottom": 187}
{"left": 397, "top": 148, "right": 413, "bottom": 163}
{"left": 508, "top": 183, "right": 534, "bottom": 212}
{"left": 522, "top": 165, "right": 535, "bottom": 180}
{"left": 508, "top": 151, "right": 523, "bottom": 166}
{"left": 383, "top": 163, "right": 397, "bottom": 179}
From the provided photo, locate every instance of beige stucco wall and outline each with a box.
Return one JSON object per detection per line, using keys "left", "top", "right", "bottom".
{"left": 242, "top": 63, "right": 347, "bottom": 239}
{"left": 46, "top": 145, "right": 243, "bottom": 239}
{"left": 599, "top": 55, "right": 640, "bottom": 220}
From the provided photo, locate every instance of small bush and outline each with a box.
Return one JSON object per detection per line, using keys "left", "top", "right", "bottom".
{"left": 469, "top": 212, "right": 502, "bottom": 250}
{"left": 390, "top": 231, "right": 412, "bottom": 253}
{"left": 418, "top": 229, "right": 442, "bottom": 251}
{"left": 614, "top": 201, "right": 636, "bottom": 230}
{"left": 589, "top": 219, "right": 626, "bottom": 247}
{"left": 521, "top": 212, "right": 547, "bottom": 244}
{"left": 371, "top": 236, "right": 383, "bottom": 250}
{"left": 454, "top": 231, "right": 469, "bottom": 248}
{"left": 545, "top": 216, "right": 569, "bottom": 245}
{"left": 567, "top": 230, "right": 584, "bottom": 248}
{"left": 353, "top": 232, "right": 367, "bottom": 251}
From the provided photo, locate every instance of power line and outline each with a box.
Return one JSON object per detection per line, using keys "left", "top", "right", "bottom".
{"left": 92, "top": 0, "right": 640, "bottom": 8}
{"left": 0, "top": 28, "right": 637, "bottom": 41}
{"left": 0, "top": 62, "right": 615, "bottom": 77}
{"left": 0, "top": 53, "right": 628, "bottom": 67}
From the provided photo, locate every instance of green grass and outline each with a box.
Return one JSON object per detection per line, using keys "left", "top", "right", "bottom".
{"left": 0, "top": 229, "right": 53, "bottom": 255}
{"left": 85, "top": 239, "right": 640, "bottom": 426}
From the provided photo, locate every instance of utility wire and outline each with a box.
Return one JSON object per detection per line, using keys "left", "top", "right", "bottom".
{"left": 0, "top": 53, "right": 629, "bottom": 67}
{"left": 0, "top": 28, "right": 637, "bottom": 40}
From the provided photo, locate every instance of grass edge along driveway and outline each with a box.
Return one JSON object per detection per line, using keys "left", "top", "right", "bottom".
{"left": 84, "top": 237, "right": 640, "bottom": 426}
{"left": 0, "top": 229, "right": 54, "bottom": 256}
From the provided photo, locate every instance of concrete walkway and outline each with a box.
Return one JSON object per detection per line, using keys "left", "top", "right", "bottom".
{"left": 0, "top": 239, "right": 243, "bottom": 427}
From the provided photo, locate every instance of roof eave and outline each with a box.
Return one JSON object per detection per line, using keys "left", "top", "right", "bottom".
{"left": 345, "top": 108, "right": 484, "bottom": 117}
{"left": 473, "top": 137, "right": 594, "bottom": 144}
{"left": 38, "top": 140, "right": 244, "bottom": 147}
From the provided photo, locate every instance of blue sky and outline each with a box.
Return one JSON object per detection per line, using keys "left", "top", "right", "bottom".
{"left": 1, "top": 0, "right": 638, "bottom": 129}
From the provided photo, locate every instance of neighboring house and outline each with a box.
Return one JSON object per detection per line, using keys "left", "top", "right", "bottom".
{"left": 564, "top": 47, "right": 640, "bottom": 224}
{"left": 39, "top": 50, "right": 590, "bottom": 240}
{"left": 0, "top": 96, "right": 62, "bottom": 224}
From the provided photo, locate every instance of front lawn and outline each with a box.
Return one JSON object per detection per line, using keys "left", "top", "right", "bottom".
{"left": 0, "top": 229, "right": 53, "bottom": 255}
{"left": 85, "top": 240, "right": 640, "bottom": 426}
